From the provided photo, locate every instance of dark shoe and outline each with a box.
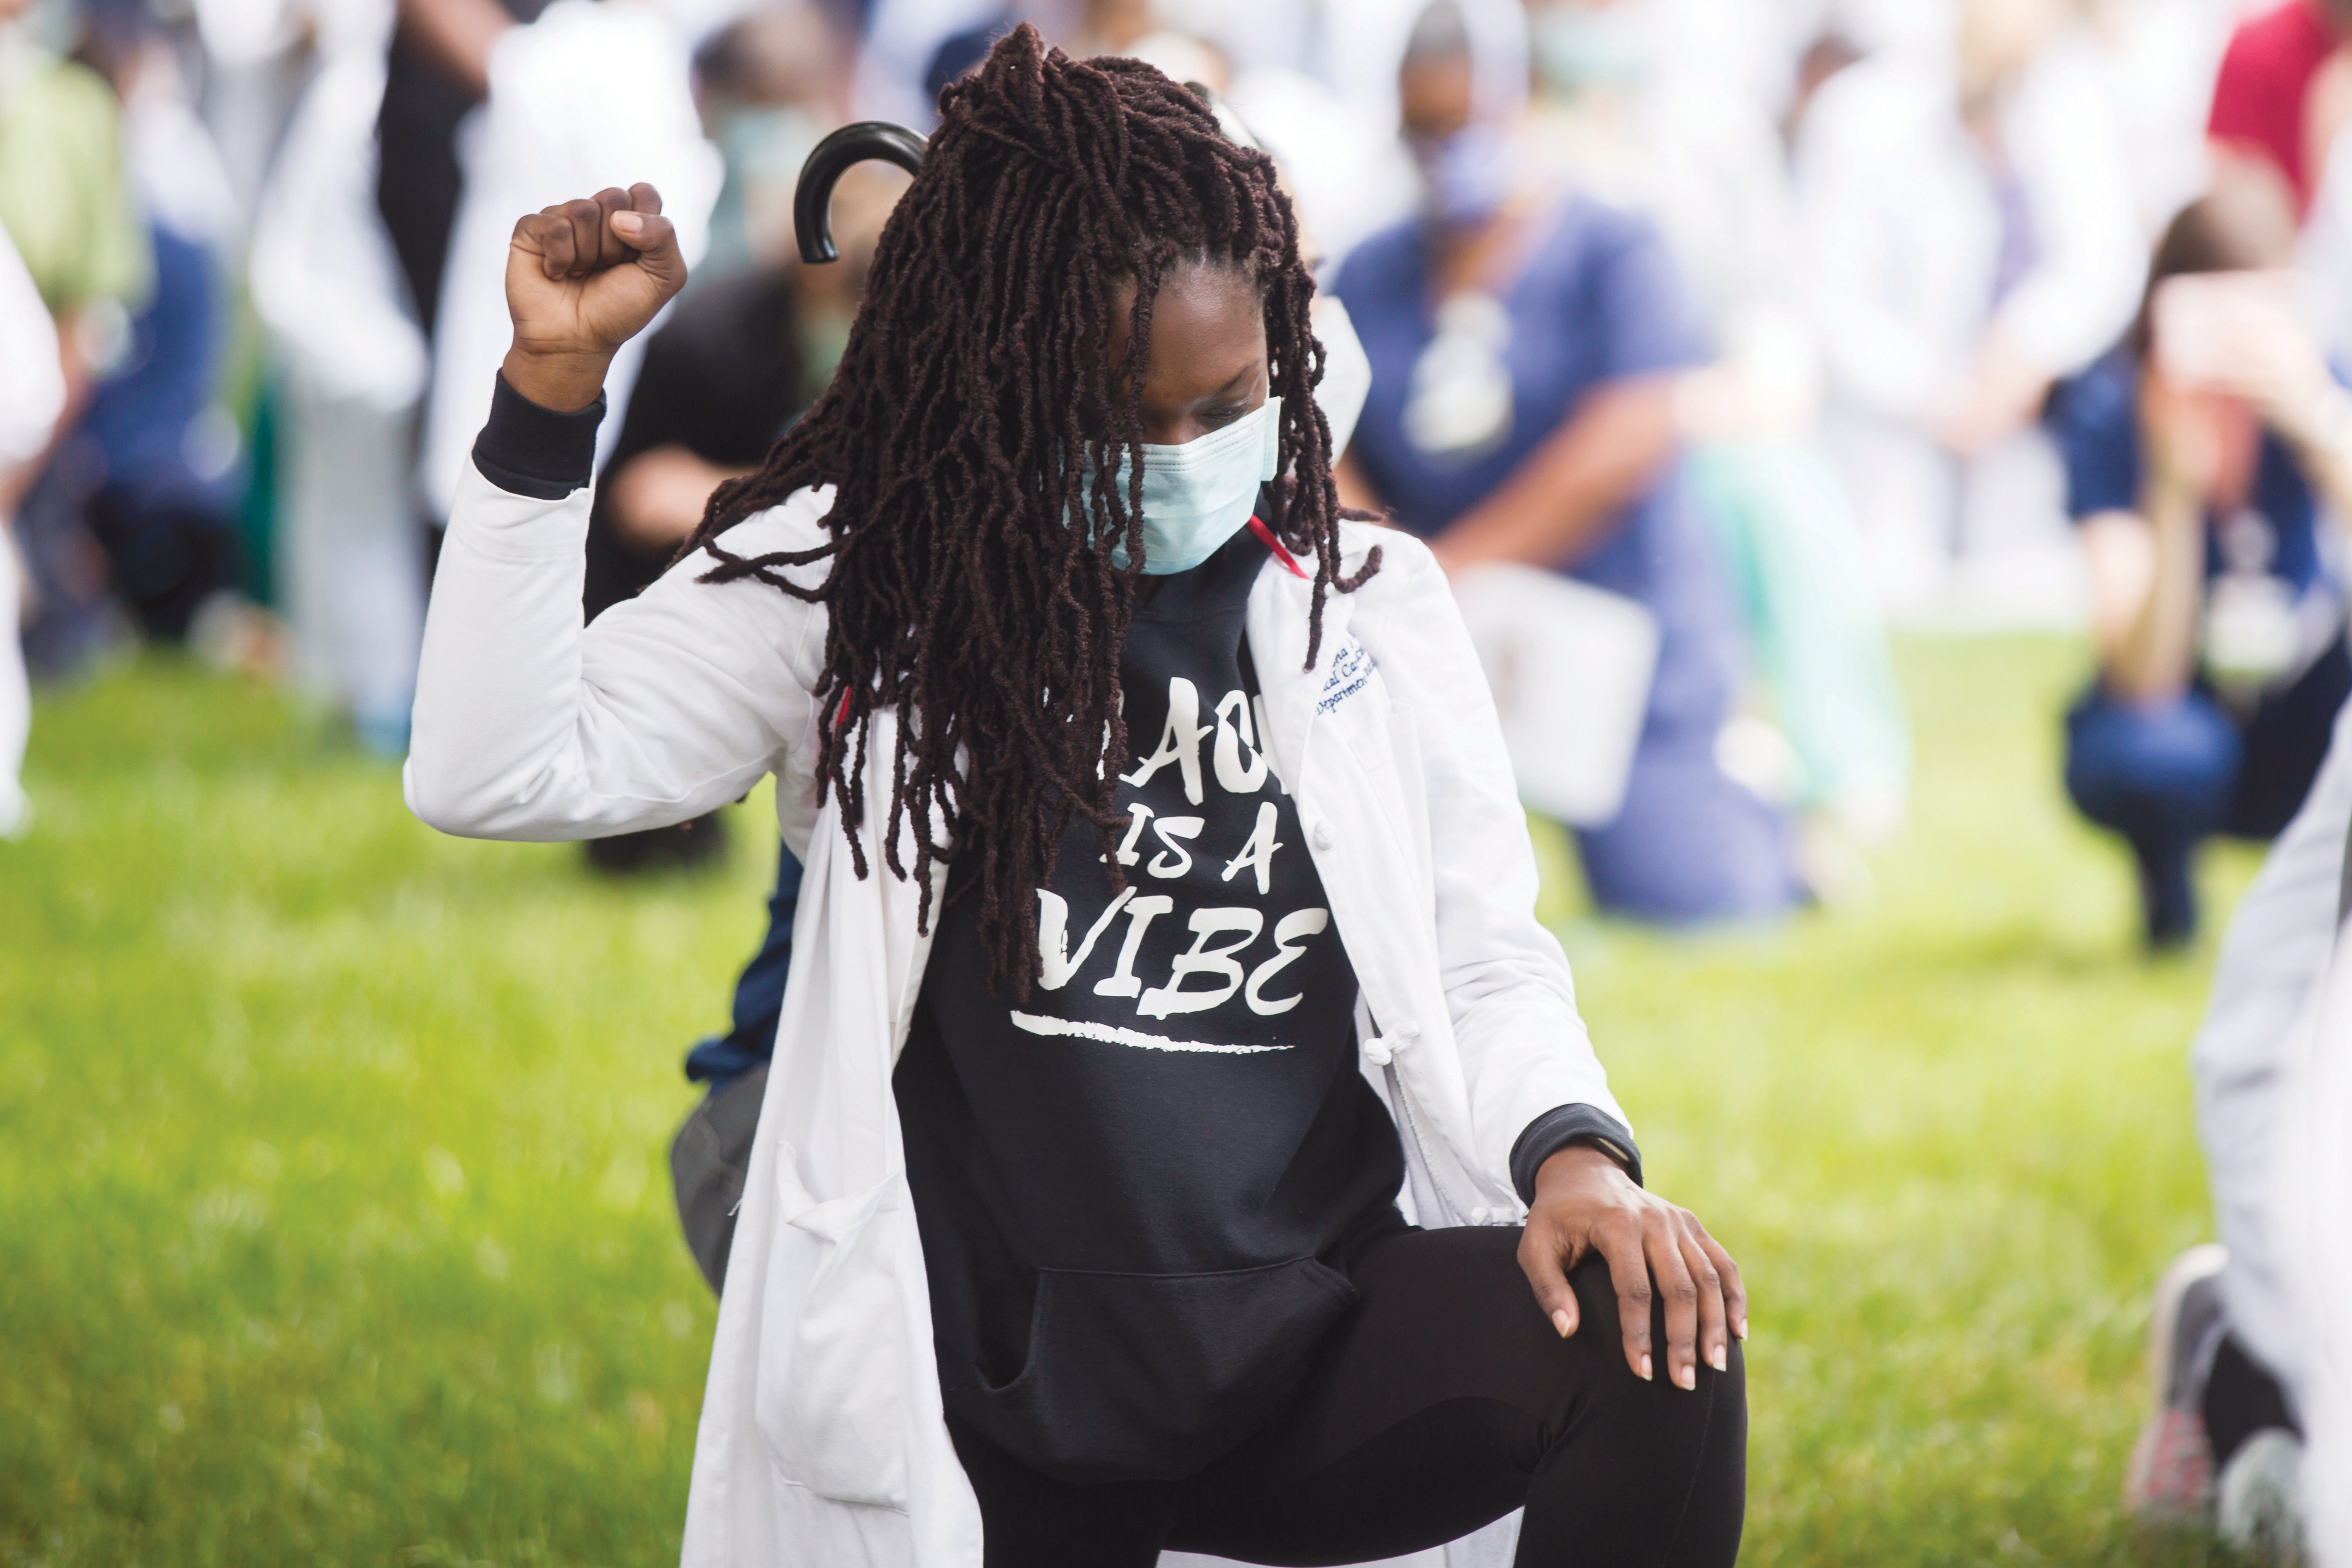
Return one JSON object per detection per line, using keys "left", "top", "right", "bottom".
{"left": 2138, "top": 848, "right": 2199, "bottom": 950}
{"left": 2126, "top": 1244, "right": 2228, "bottom": 1525}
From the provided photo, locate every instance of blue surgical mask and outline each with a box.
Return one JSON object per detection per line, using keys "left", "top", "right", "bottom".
{"left": 1418, "top": 123, "right": 1515, "bottom": 230}
{"left": 1082, "top": 396, "right": 1283, "bottom": 575}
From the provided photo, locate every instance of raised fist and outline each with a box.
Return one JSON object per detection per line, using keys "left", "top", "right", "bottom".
{"left": 500, "top": 184, "right": 688, "bottom": 413}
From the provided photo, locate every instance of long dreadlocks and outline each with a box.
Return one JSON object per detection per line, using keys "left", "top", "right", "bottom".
{"left": 683, "top": 22, "right": 1378, "bottom": 999}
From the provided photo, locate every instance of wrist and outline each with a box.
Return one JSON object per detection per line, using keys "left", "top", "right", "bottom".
{"left": 1535, "top": 1141, "right": 1628, "bottom": 1194}
{"left": 500, "top": 343, "right": 614, "bottom": 415}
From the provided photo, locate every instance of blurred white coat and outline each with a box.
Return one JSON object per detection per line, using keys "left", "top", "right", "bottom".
{"left": 1795, "top": 30, "right": 2142, "bottom": 619}
{"left": 248, "top": 4, "right": 437, "bottom": 740}
{"left": 418, "top": 0, "right": 720, "bottom": 521}
{"left": 2194, "top": 695, "right": 2352, "bottom": 1559}
{"left": 0, "top": 222, "right": 64, "bottom": 837}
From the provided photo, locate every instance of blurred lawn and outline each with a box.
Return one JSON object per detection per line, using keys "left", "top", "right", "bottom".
{"left": 0, "top": 637, "right": 2256, "bottom": 1566}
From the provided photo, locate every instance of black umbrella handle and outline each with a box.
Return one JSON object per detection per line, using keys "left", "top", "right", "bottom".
{"left": 794, "top": 121, "right": 928, "bottom": 265}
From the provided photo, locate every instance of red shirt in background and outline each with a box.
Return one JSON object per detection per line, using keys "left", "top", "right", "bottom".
{"left": 2209, "top": 0, "right": 2342, "bottom": 212}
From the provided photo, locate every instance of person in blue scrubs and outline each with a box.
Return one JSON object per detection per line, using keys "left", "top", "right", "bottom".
{"left": 1331, "top": 6, "right": 1796, "bottom": 925}
{"left": 2047, "top": 177, "right": 2352, "bottom": 948}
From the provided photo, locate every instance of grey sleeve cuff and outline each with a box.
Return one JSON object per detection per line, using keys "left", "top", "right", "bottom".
{"left": 1511, "top": 1104, "right": 1644, "bottom": 1202}
{"left": 470, "top": 372, "right": 606, "bottom": 500}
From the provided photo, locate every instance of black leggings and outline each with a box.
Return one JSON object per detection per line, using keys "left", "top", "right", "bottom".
{"left": 947, "top": 1225, "right": 1746, "bottom": 1567}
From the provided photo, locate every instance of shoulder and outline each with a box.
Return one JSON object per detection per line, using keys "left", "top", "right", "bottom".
{"left": 1333, "top": 519, "right": 1443, "bottom": 611}
{"left": 1332, "top": 221, "right": 1424, "bottom": 306}
{"left": 2049, "top": 348, "right": 2139, "bottom": 441}
{"left": 646, "top": 265, "right": 794, "bottom": 373}
{"left": 713, "top": 484, "right": 834, "bottom": 568}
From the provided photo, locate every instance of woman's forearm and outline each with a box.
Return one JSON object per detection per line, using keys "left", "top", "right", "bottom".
{"left": 2105, "top": 482, "right": 2206, "bottom": 703}
{"left": 1429, "top": 376, "right": 1678, "bottom": 575}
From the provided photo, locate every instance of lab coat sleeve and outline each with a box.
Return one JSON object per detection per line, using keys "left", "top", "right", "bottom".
{"left": 1991, "top": 44, "right": 2146, "bottom": 380}
{"left": 1353, "top": 531, "right": 1634, "bottom": 1191}
{"left": 404, "top": 461, "right": 830, "bottom": 841}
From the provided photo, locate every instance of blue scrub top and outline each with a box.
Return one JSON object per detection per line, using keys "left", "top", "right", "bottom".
{"left": 1332, "top": 195, "right": 1738, "bottom": 742}
{"left": 2047, "top": 345, "right": 2334, "bottom": 598}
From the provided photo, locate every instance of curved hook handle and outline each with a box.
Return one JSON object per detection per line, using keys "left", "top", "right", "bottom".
{"left": 795, "top": 121, "right": 928, "bottom": 265}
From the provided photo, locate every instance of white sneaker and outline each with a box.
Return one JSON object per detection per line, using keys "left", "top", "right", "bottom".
{"left": 2217, "top": 1427, "right": 2306, "bottom": 1564}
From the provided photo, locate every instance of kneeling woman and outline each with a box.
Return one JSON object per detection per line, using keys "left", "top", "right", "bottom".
{"left": 408, "top": 27, "right": 1745, "bottom": 1565}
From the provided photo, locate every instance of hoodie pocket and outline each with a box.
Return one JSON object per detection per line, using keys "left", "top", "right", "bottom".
{"left": 971, "top": 1256, "right": 1359, "bottom": 1484}
{"left": 753, "top": 1146, "right": 910, "bottom": 1509}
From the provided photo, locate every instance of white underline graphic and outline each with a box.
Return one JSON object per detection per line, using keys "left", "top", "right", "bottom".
{"left": 1007, "top": 1013, "right": 1293, "bottom": 1053}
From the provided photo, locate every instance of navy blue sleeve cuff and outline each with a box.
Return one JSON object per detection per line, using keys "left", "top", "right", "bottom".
{"left": 470, "top": 372, "right": 606, "bottom": 500}
{"left": 1511, "top": 1104, "right": 1644, "bottom": 1202}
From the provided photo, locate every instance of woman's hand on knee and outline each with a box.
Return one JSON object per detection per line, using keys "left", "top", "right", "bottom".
{"left": 1517, "top": 1144, "right": 1747, "bottom": 1393}
{"left": 501, "top": 184, "right": 688, "bottom": 413}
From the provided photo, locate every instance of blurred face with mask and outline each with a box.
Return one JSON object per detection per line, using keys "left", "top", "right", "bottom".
{"left": 1399, "top": 1, "right": 1514, "bottom": 232}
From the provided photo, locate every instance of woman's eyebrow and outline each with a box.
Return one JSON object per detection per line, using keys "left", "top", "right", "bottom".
{"left": 1198, "top": 363, "right": 1262, "bottom": 403}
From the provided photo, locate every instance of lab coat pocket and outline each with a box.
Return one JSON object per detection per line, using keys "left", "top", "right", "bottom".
{"left": 753, "top": 1145, "right": 910, "bottom": 1509}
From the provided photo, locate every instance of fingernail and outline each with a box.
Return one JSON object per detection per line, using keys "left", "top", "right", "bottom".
{"left": 614, "top": 212, "right": 644, "bottom": 236}
{"left": 1709, "top": 1345, "right": 1727, "bottom": 1372}
{"left": 1676, "top": 1363, "right": 1695, "bottom": 1391}
{"left": 1551, "top": 1309, "right": 1572, "bottom": 1338}
{"left": 1638, "top": 1353, "right": 1652, "bottom": 1382}
{"left": 1737, "top": 1319, "right": 1749, "bottom": 1341}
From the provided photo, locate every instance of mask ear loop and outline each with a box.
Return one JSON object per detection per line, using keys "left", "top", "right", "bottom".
{"left": 794, "top": 121, "right": 928, "bottom": 264}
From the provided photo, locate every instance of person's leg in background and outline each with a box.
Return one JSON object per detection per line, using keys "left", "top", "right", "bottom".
{"left": 671, "top": 839, "right": 804, "bottom": 1292}
{"left": 2224, "top": 638, "right": 2352, "bottom": 843}
{"left": 280, "top": 373, "right": 426, "bottom": 755}
{"left": 1167, "top": 1227, "right": 1744, "bottom": 1568}
{"left": 1575, "top": 729, "right": 1802, "bottom": 926}
{"left": 2064, "top": 686, "right": 2242, "bottom": 947}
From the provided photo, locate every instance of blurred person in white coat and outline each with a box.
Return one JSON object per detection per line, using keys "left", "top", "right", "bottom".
{"left": 0, "top": 223, "right": 65, "bottom": 838}
{"left": 414, "top": 0, "right": 720, "bottom": 525}
{"left": 1795, "top": 0, "right": 2145, "bottom": 622}
{"left": 250, "top": 0, "right": 436, "bottom": 751}
{"left": 2131, "top": 682, "right": 2352, "bottom": 1558}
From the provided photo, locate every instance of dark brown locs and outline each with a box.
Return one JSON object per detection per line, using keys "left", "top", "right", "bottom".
{"left": 680, "top": 22, "right": 1379, "bottom": 998}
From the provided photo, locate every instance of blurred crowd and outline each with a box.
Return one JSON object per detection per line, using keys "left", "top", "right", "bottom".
{"left": 7, "top": 0, "right": 2351, "bottom": 930}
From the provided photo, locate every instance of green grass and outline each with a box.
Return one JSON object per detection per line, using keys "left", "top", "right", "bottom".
{"left": 0, "top": 638, "right": 2257, "bottom": 1565}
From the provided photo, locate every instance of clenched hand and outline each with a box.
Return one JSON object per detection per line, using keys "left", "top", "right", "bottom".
{"left": 500, "top": 184, "right": 688, "bottom": 413}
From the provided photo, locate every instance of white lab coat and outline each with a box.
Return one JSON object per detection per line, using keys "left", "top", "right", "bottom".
{"left": 2193, "top": 694, "right": 2352, "bottom": 1557}
{"left": 2279, "top": 910, "right": 2352, "bottom": 1566}
{"left": 406, "top": 468, "right": 1630, "bottom": 1567}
